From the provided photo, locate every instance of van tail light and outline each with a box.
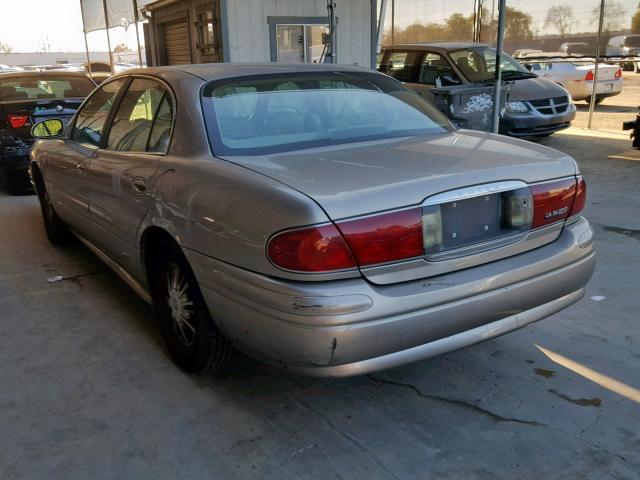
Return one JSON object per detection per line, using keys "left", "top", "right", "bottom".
{"left": 267, "top": 224, "right": 357, "bottom": 272}
{"left": 570, "top": 176, "right": 587, "bottom": 217}
{"left": 7, "top": 114, "right": 29, "bottom": 129}
{"left": 585, "top": 70, "right": 594, "bottom": 81}
{"left": 530, "top": 178, "right": 577, "bottom": 228}
{"left": 337, "top": 208, "right": 424, "bottom": 266}
{"left": 614, "top": 68, "right": 622, "bottom": 79}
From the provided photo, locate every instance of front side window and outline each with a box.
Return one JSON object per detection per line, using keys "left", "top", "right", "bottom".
{"left": 202, "top": 72, "right": 452, "bottom": 156}
{"left": 449, "top": 47, "right": 532, "bottom": 83}
{"left": 276, "top": 24, "right": 329, "bottom": 63}
{"left": 106, "top": 78, "right": 172, "bottom": 153}
{"left": 0, "top": 75, "right": 95, "bottom": 101}
{"left": 70, "top": 79, "right": 125, "bottom": 147}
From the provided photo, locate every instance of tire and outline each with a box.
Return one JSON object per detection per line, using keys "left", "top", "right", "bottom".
{"left": 585, "top": 97, "right": 605, "bottom": 106}
{"left": 37, "top": 181, "right": 72, "bottom": 245}
{"left": 149, "top": 242, "right": 234, "bottom": 374}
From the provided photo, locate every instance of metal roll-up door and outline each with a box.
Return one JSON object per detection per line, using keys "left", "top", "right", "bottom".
{"left": 165, "top": 20, "right": 191, "bottom": 65}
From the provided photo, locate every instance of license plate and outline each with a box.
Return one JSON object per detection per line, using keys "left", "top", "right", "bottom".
{"left": 424, "top": 193, "right": 505, "bottom": 254}
{"left": 604, "top": 83, "right": 613, "bottom": 92}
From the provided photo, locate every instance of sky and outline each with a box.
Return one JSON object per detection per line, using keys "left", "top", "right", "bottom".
{"left": 0, "top": 0, "right": 142, "bottom": 53}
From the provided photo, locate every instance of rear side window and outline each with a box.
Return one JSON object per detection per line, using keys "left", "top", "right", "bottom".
{"left": 0, "top": 76, "right": 95, "bottom": 101}
{"left": 106, "top": 78, "right": 173, "bottom": 153}
{"left": 70, "top": 79, "right": 125, "bottom": 147}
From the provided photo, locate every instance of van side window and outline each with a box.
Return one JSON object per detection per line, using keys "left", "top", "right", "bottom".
{"left": 418, "top": 52, "right": 455, "bottom": 85}
{"left": 384, "top": 51, "right": 422, "bottom": 83}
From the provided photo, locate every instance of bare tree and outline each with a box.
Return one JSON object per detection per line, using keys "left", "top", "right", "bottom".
{"left": 0, "top": 41, "right": 13, "bottom": 53}
{"left": 38, "top": 35, "right": 52, "bottom": 53}
{"left": 591, "top": 2, "right": 628, "bottom": 33}
{"left": 544, "top": 5, "right": 575, "bottom": 39}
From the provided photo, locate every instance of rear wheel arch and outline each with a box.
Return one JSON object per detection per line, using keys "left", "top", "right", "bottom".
{"left": 140, "top": 226, "right": 179, "bottom": 279}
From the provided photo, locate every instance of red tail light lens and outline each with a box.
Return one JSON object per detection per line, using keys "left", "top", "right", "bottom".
{"left": 570, "top": 176, "right": 587, "bottom": 217}
{"left": 585, "top": 70, "right": 594, "bottom": 81}
{"left": 614, "top": 68, "right": 622, "bottom": 79}
{"left": 530, "top": 178, "right": 577, "bottom": 228}
{"left": 7, "top": 114, "right": 29, "bottom": 129}
{"left": 337, "top": 208, "right": 423, "bottom": 266}
{"left": 267, "top": 224, "right": 356, "bottom": 272}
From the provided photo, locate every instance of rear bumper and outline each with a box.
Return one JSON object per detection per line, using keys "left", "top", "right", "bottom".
{"left": 501, "top": 104, "right": 576, "bottom": 137}
{"left": 187, "top": 217, "right": 595, "bottom": 377}
{"left": 567, "top": 79, "right": 623, "bottom": 101}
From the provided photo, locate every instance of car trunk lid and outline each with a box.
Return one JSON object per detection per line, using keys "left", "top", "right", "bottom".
{"left": 1, "top": 98, "right": 82, "bottom": 140}
{"left": 223, "top": 130, "right": 579, "bottom": 284}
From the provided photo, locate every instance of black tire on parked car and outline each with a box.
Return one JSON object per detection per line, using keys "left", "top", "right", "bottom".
{"left": 149, "top": 241, "right": 234, "bottom": 374}
{"left": 36, "top": 178, "right": 73, "bottom": 245}
{"left": 6, "top": 166, "right": 32, "bottom": 196}
{"left": 585, "top": 97, "right": 605, "bottom": 105}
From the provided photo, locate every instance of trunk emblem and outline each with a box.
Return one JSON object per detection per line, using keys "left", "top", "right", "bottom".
{"left": 56, "top": 105, "right": 64, "bottom": 113}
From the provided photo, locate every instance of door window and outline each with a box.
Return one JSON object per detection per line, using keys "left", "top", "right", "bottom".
{"left": 418, "top": 52, "right": 455, "bottom": 85}
{"left": 106, "top": 78, "right": 173, "bottom": 153}
{"left": 276, "top": 24, "right": 329, "bottom": 63}
{"left": 383, "top": 51, "right": 422, "bottom": 83}
{"left": 70, "top": 79, "right": 125, "bottom": 147}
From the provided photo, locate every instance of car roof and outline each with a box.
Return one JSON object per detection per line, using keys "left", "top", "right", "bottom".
{"left": 0, "top": 70, "right": 91, "bottom": 80}
{"left": 117, "top": 63, "right": 372, "bottom": 82}
{"left": 383, "top": 42, "right": 484, "bottom": 51}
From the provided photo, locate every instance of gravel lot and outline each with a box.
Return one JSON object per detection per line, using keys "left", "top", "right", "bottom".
{"left": 0, "top": 95, "right": 639, "bottom": 479}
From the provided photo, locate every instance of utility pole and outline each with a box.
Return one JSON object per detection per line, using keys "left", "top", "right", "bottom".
{"left": 491, "top": 0, "right": 506, "bottom": 133}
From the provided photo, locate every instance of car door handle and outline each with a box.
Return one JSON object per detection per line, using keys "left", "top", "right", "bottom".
{"left": 76, "top": 161, "right": 88, "bottom": 174}
{"left": 132, "top": 177, "right": 147, "bottom": 194}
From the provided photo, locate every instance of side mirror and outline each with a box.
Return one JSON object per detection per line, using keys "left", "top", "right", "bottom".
{"left": 524, "top": 64, "right": 533, "bottom": 71}
{"left": 436, "top": 74, "right": 462, "bottom": 87}
{"left": 31, "top": 118, "right": 64, "bottom": 139}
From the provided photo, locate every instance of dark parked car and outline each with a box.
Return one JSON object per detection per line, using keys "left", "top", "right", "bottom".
{"left": 379, "top": 43, "right": 576, "bottom": 137}
{"left": 0, "top": 71, "right": 95, "bottom": 193}
{"left": 29, "top": 65, "right": 594, "bottom": 377}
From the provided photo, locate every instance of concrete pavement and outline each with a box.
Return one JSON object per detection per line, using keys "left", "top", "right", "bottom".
{"left": 0, "top": 128, "right": 639, "bottom": 479}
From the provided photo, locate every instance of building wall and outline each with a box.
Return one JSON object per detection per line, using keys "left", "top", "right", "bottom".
{"left": 0, "top": 52, "right": 111, "bottom": 67}
{"left": 224, "top": 0, "right": 372, "bottom": 67}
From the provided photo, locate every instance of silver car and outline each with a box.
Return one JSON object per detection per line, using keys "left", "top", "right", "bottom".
{"left": 29, "top": 64, "right": 595, "bottom": 377}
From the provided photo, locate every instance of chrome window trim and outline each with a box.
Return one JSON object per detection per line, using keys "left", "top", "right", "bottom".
{"left": 422, "top": 180, "right": 527, "bottom": 206}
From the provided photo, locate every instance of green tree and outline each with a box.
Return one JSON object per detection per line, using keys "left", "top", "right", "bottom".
{"left": 544, "top": 5, "right": 575, "bottom": 39}
{"left": 446, "top": 13, "right": 474, "bottom": 41}
{"left": 504, "top": 7, "right": 533, "bottom": 40}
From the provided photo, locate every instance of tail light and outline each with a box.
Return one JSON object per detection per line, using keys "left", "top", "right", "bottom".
{"left": 267, "top": 224, "right": 356, "bottom": 272}
{"left": 7, "top": 114, "right": 30, "bottom": 129}
{"left": 585, "top": 70, "right": 594, "bottom": 81}
{"left": 337, "top": 208, "right": 424, "bottom": 266}
{"left": 530, "top": 178, "right": 577, "bottom": 228}
{"left": 267, "top": 177, "right": 586, "bottom": 273}
{"left": 570, "top": 176, "right": 587, "bottom": 217}
{"left": 614, "top": 68, "right": 622, "bottom": 79}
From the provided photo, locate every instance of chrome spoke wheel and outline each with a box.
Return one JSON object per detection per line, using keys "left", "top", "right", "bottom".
{"left": 166, "top": 264, "right": 196, "bottom": 346}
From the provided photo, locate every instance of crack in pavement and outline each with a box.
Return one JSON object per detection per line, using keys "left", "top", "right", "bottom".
{"left": 368, "top": 375, "right": 546, "bottom": 426}
{"left": 369, "top": 375, "right": 640, "bottom": 476}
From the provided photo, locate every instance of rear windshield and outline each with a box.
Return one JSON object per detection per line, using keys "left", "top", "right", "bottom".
{"left": 0, "top": 76, "right": 95, "bottom": 101}
{"left": 201, "top": 71, "right": 452, "bottom": 155}
{"left": 625, "top": 36, "right": 640, "bottom": 48}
